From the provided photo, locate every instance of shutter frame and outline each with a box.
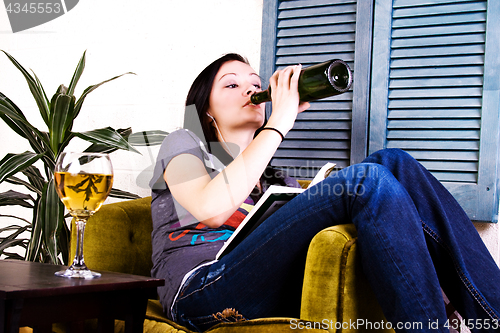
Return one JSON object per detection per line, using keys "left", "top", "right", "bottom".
{"left": 351, "top": 0, "right": 375, "bottom": 165}
{"left": 259, "top": 0, "right": 279, "bottom": 104}
{"left": 477, "top": 0, "right": 500, "bottom": 223}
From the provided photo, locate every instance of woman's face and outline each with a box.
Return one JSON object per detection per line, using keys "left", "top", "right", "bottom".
{"left": 207, "top": 60, "right": 265, "bottom": 133}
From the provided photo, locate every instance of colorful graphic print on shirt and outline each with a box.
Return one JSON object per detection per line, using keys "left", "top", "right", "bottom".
{"left": 168, "top": 198, "right": 254, "bottom": 245}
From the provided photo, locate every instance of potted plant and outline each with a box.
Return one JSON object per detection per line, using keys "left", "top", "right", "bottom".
{"left": 0, "top": 50, "right": 166, "bottom": 264}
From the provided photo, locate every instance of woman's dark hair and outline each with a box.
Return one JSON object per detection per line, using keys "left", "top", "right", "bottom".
{"left": 183, "top": 53, "right": 250, "bottom": 153}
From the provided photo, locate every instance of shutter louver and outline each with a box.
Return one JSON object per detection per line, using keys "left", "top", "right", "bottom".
{"left": 270, "top": 0, "right": 357, "bottom": 178}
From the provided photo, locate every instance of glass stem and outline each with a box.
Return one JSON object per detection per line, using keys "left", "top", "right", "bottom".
{"left": 71, "top": 218, "right": 88, "bottom": 269}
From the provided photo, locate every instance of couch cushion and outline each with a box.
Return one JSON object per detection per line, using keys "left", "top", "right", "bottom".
{"left": 71, "top": 197, "right": 153, "bottom": 277}
{"left": 301, "top": 224, "right": 392, "bottom": 333}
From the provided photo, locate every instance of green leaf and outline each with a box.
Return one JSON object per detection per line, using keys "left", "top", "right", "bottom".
{"left": 0, "top": 93, "right": 51, "bottom": 153}
{"left": 49, "top": 85, "right": 68, "bottom": 124}
{"left": 32, "top": 71, "right": 50, "bottom": 118}
{"left": 2, "top": 252, "right": 26, "bottom": 260}
{"left": 67, "top": 51, "right": 86, "bottom": 96}
{"left": 5, "top": 176, "right": 42, "bottom": 196}
{"left": 0, "top": 151, "right": 45, "bottom": 184}
{"left": 0, "top": 190, "right": 34, "bottom": 208}
{"left": 27, "top": 196, "right": 43, "bottom": 262}
{"left": 84, "top": 127, "right": 132, "bottom": 154}
{"left": 74, "top": 127, "right": 140, "bottom": 154}
{"left": 56, "top": 132, "right": 76, "bottom": 159}
{"left": 73, "top": 72, "right": 135, "bottom": 120}
{"left": 0, "top": 224, "right": 30, "bottom": 241}
{"left": 58, "top": 217, "right": 70, "bottom": 265}
{"left": 0, "top": 214, "right": 31, "bottom": 224}
{"left": 22, "top": 165, "right": 46, "bottom": 193}
{"left": 128, "top": 130, "right": 169, "bottom": 146}
{"left": 0, "top": 224, "right": 30, "bottom": 259}
{"left": 1, "top": 50, "right": 50, "bottom": 126}
{"left": 0, "top": 238, "right": 28, "bottom": 253}
{"left": 0, "top": 93, "right": 29, "bottom": 140}
{"left": 0, "top": 223, "right": 30, "bottom": 232}
{"left": 38, "top": 180, "right": 65, "bottom": 264}
{"left": 50, "top": 94, "right": 75, "bottom": 154}
{"left": 109, "top": 188, "right": 141, "bottom": 200}
{"left": 0, "top": 224, "right": 30, "bottom": 231}
{"left": 54, "top": 84, "right": 68, "bottom": 96}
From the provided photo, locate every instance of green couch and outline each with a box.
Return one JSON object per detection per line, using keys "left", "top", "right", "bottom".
{"left": 71, "top": 194, "right": 392, "bottom": 333}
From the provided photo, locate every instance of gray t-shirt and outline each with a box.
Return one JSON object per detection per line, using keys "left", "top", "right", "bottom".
{"left": 149, "top": 129, "right": 299, "bottom": 319}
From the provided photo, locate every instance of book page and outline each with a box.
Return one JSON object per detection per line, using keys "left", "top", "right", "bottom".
{"left": 308, "top": 162, "right": 336, "bottom": 188}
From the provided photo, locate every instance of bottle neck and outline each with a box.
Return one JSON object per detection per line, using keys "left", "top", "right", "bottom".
{"left": 250, "top": 87, "right": 271, "bottom": 105}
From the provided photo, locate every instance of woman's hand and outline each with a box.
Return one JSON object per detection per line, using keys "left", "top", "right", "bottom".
{"left": 266, "top": 65, "right": 311, "bottom": 136}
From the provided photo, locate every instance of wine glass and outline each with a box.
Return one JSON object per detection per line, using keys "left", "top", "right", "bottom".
{"left": 53, "top": 152, "right": 114, "bottom": 279}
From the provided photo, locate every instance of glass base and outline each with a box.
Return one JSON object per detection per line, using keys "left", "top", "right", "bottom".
{"left": 55, "top": 267, "right": 101, "bottom": 279}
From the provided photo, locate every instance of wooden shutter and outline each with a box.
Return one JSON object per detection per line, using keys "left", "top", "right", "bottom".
{"left": 370, "top": 0, "right": 500, "bottom": 222}
{"left": 260, "top": 0, "right": 374, "bottom": 178}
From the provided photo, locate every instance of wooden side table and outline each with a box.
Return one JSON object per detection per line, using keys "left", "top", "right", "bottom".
{"left": 0, "top": 260, "right": 164, "bottom": 333}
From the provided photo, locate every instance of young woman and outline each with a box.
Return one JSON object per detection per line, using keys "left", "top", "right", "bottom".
{"left": 150, "top": 53, "right": 500, "bottom": 332}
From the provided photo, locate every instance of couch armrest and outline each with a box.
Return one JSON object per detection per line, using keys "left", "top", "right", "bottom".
{"left": 300, "top": 224, "right": 391, "bottom": 332}
{"left": 70, "top": 197, "right": 154, "bottom": 277}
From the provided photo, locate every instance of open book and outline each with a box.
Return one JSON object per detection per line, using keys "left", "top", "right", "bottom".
{"left": 216, "top": 162, "right": 336, "bottom": 259}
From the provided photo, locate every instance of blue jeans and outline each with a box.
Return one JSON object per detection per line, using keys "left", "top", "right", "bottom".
{"left": 173, "top": 149, "right": 500, "bottom": 332}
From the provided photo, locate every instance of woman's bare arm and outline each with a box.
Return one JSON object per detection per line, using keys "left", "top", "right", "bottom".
{"left": 164, "top": 65, "right": 309, "bottom": 228}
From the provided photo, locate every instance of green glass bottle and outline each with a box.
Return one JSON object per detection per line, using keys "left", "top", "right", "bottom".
{"left": 250, "top": 59, "right": 353, "bottom": 105}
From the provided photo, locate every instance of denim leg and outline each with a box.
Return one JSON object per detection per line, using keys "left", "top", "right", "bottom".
{"left": 173, "top": 149, "right": 500, "bottom": 332}
{"left": 362, "top": 149, "right": 500, "bottom": 332}
{"left": 174, "top": 159, "right": 451, "bottom": 332}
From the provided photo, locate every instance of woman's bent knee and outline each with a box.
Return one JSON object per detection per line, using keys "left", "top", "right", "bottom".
{"left": 323, "top": 163, "right": 394, "bottom": 195}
